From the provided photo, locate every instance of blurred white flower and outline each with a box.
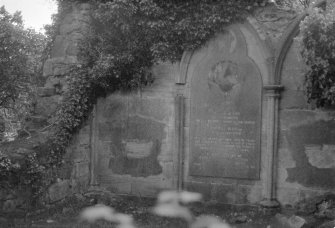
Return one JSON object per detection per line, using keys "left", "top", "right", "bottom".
{"left": 179, "top": 191, "right": 202, "bottom": 203}
{"left": 157, "top": 191, "right": 202, "bottom": 204}
{"left": 153, "top": 203, "right": 193, "bottom": 221}
{"left": 80, "top": 204, "right": 115, "bottom": 223}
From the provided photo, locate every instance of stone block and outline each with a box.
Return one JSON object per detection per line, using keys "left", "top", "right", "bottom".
{"left": 127, "top": 97, "right": 172, "bottom": 122}
{"left": 280, "top": 90, "right": 308, "bottom": 109}
{"left": 74, "top": 162, "right": 90, "bottom": 178}
{"left": 71, "top": 178, "right": 89, "bottom": 193}
{"left": 51, "top": 35, "right": 68, "bottom": 58}
{"left": 42, "top": 57, "right": 78, "bottom": 77}
{"left": 44, "top": 76, "right": 61, "bottom": 88}
{"left": 131, "top": 181, "right": 161, "bottom": 197}
{"left": 48, "top": 180, "right": 71, "bottom": 202}
{"left": 299, "top": 189, "right": 324, "bottom": 203}
{"left": 57, "top": 162, "right": 73, "bottom": 179}
{"left": 37, "top": 87, "right": 56, "bottom": 97}
{"left": 43, "top": 59, "right": 54, "bottom": 77}
{"left": 71, "top": 145, "right": 90, "bottom": 162}
{"left": 280, "top": 110, "right": 316, "bottom": 129}
{"left": 107, "top": 182, "right": 132, "bottom": 194}
{"left": 275, "top": 214, "right": 306, "bottom": 228}
{"left": 59, "top": 22, "right": 81, "bottom": 35}
{"left": 35, "top": 95, "right": 63, "bottom": 117}
{"left": 162, "top": 162, "right": 175, "bottom": 179}
{"left": 185, "top": 181, "right": 211, "bottom": 201}
{"left": 277, "top": 188, "right": 301, "bottom": 207}
{"left": 212, "top": 184, "right": 236, "bottom": 204}
{"left": 236, "top": 185, "right": 262, "bottom": 204}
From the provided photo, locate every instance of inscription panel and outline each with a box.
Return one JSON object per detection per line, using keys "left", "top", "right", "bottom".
{"left": 189, "top": 28, "right": 262, "bottom": 179}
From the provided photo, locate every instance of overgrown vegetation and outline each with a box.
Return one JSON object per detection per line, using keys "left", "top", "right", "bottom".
{"left": 0, "top": 6, "right": 47, "bottom": 203}
{"left": 0, "top": 6, "right": 46, "bottom": 141}
{"left": 298, "top": 2, "right": 335, "bottom": 107}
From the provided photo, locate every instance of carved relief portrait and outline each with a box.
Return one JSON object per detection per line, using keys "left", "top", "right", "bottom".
{"left": 208, "top": 60, "right": 241, "bottom": 99}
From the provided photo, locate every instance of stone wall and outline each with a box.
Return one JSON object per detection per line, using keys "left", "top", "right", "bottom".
{"left": 43, "top": 3, "right": 92, "bottom": 203}
{"left": 2, "top": 2, "right": 334, "bottom": 213}
{"left": 92, "top": 62, "right": 179, "bottom": 196}
{"left": 90, "top": 4, "right": 335, "bottom": 208}
{"left": 277, "top": 39, "right": 335, "bottom": 207}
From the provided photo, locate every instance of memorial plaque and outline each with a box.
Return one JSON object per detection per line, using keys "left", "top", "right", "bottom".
{"left": 189, "top": 28, "right": 262, "bottom": 179}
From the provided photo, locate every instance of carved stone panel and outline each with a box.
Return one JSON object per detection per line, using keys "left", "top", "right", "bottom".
{"left": 189, "top": 27, "right": 262, "bottom": 179}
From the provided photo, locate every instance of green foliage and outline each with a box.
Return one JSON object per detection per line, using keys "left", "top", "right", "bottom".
{"left": 298, "top": 4, "right": 335, "bottom": 107}
{"left": 0, "top": 7, "right": 47, "bottom": 199}
{"left": 0, "top": 6, "right": 46, "bottom": 140}
{"left": 0, "top": 150, "right": 45, "bottom": 199}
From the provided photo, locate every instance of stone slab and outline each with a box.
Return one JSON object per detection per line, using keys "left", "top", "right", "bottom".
{"left": 189, "top": 28, "right": 262, "bottom": 179}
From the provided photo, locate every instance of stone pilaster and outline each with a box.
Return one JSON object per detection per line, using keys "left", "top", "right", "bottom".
{"left": 260, "top": 85, "right": 283, "bottom": 208}
{"left": 89, "top": 105, "right": 98, "bottom": 187}
{"left": 175, "top": 94, "right": 185, "bottom": 190}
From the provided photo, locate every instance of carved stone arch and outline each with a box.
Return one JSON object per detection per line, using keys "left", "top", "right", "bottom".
{"left": 274, "top": 0, "right": 327, "bottom": 84}
{"left": 178, "top": 24, "right": 272, "bottom": 86}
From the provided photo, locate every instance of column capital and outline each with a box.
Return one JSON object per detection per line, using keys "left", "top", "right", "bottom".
{"left": 263, "top": 85, "right": 284, "bottom": 98}
{"left": 263, "top": 84, "right": 284, "bottom": 92}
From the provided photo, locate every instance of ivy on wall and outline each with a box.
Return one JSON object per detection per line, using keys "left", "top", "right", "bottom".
{"left": 297, "top": 3, "right": 335, "bottom": 107}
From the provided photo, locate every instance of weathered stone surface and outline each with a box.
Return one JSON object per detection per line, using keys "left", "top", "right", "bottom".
{"left": 212, "top": 184, "right": 236, "bottom": 204}
{"left": 185, "top": 182, "right": 211, "bottom": 201}
{"left": 249, "top": 5, "right": 296, "bottom": 43}
{"left": 319, "top": 220, "right": 335, "bottom": 228}
{"left": 48, "top": 180, "right": 71, "bottom": 202}
{"left": 74, "top": 162, "right": 90, "bottom": 178}
{"left": 189, "top": 28, "right": 262, "bottom": 179}
{"left": 107, "top": 181, "right": 132, "bottom": 194}
{"left": 296, "top": 193, "right": 335, "bottom": 216}
{"left": 37, "top": 87, "right": 56, "bottom": 97}
{"left": 99, "top": 115, "right": 164, "bottom": 177}
{"left": 236, "top": 185, "right": 262, "bottom": 204}
{"left": 51, "top": 35, "right": 68, "bottom": 58}
{"left": 131, "top": 181, "right": 162, "bottom": 197}
{"left": 42, "top": 56, "right": 77, "bottom": 77}
{"left": 35, "top": 95, "right": 63, "bottom": 117}
{"left": 2, "top": 195, "right": 27, "bottom": 213}
{"left": 285, "top": 120, "right": 335, "bottom": 188}
{"left": 275, "top": 214, "right": 306, "bottom": 228}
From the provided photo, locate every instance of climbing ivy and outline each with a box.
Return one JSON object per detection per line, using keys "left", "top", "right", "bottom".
{"left": 297, "top": 3, "right": 335, "bottom": 107}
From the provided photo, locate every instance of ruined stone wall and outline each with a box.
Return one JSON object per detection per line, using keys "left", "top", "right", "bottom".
{"left": 0, "top": 3, "right": 92, "bottom": 213}
{"left": 43, "top": 2, "right": 92, "bottom": 204}
{"left": 277, "top": 39, "right": 335, "bottom": 207}
{"left": 92, "top": 63, "right": 179, "bottom": 195}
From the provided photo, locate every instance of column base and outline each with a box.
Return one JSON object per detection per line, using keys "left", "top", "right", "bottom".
{"left": 260, "top": 199, "right": 280, "bottom": 208}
